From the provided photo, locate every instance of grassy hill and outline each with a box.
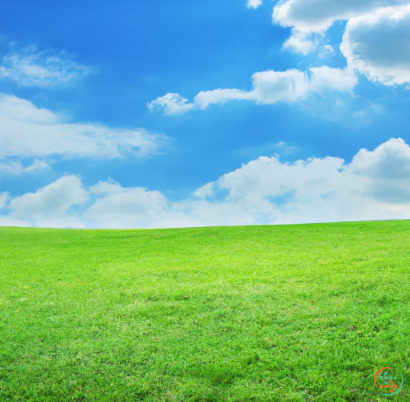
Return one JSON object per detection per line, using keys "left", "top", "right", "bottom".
{"left": 0, "top": 222, "right": 409, "bottom": 401}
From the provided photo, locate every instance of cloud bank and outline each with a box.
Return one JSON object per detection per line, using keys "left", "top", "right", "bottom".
{"left": 3, "top": 138, "right": 410, "bottom": 228}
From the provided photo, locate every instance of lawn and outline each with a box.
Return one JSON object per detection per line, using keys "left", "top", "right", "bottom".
{"left": 0, "top": 221, "right": 409, "bottom": 401}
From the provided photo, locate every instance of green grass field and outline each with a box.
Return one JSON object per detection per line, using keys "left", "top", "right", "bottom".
{"left": 0, "top": 221, "right": 409, "bottom": 401}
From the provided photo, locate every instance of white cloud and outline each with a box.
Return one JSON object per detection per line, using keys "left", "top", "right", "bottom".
{"left": 264, "top": 1, "right": 410, "bottom": 87}
{"left": 282, "top": 31, "right": 317, "bottom": 55}
{"left": 247, "top": 0, "right": 263, "bottom": 9}
{"left": 3, "top": 138, "right": 410, "bottom": 228}
{"left": 272, "top": 0, "right": 406, "bottom": 34}
{"left": 349, "top": 138, "right": 410, "bottom": 179}
{"left": 0, "top": 193, "right": 8, "bottom": 208}
{"left": 252, "top": 66, "right": 357, "bottom": 103}
{"left": 8, "top": 176, "right": 88, "bottom": 221}
{"left": 309, "top": 66, "right": 358, "bottom": 91}
{"left": 0, "top": 94, "right": 167, "bottom": 159}
{"left": 193, "top": 182, "right": 215, "bottom": 199}
{"left": 0, "top": 159, "right": 50, "bottom": 177}
{"left": 25, "top": 160, "right": 51, "bottom": 172}
{"left": 147, "top": 93, "right": 194, "bottom": 115}
{"left": 149, "top": 67, "right": 357, "bottom": 114}
{"left": 85, "top": 182, "right": 170, "bottom": 228}
{"left": 0, "top": 217, "right": 30, "bottom": 227}
{"left": 272, "top": 0, "right": 410, "bottom": 57}
{"left": 250, "top": 69, "right": 309, "bottom": 103}
{"left": 341, "top": 5, "right": 410, "bottom": 85}
{"left": 0, "top": 45, "right": 94, "bottom": 88}
{"left": 194, "top": 88, "right": 254, "bottom": 109}
{"left": 187, "top": 137, "right": 410, "bottom": 224}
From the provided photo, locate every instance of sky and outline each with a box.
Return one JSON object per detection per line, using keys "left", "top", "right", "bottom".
{"left": 1, "top": 0, "right": 410, "bottom": 228}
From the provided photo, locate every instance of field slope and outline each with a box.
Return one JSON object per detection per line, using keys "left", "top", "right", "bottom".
{"left": 0, "top": 222, "right": 409, "bottom": 401}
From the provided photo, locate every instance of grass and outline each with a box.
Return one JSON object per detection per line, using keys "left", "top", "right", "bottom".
{"left": 0, "top": 221, "right": 409, "bottom": 401}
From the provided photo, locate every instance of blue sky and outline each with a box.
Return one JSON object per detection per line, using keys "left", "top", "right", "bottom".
{"left": 1, "top": 0, "right": 410, "bottom": 228}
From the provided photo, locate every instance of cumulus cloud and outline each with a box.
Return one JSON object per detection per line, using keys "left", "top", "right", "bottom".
{"left": 85, "top": 181, "right": 170, "bottom": 228}
{"left": 187, "top": 138, "right": 410, "bottom": 224}
{"left": 247, "top": 0, "right": 263, "bottom": 9}
{"left": 0, "top": 94, "right": 167, "bottom": 159}
{"left": 8, "top": 176, "right": 88, "bottom": 222}
{"left": 282, "top": 31, "right": 317, "bottom": 55}
{"left": 149, "top": 66, "right": 357, "bottom": 114}
{"left": 147, "top": 93, "right": 194, "bottom": 115}
{"left": 3, "top": 138, "right": 410, "bottom": 228}
{"left": 272, "top": 0, "right": 405, "bottom": 34}
{"left": 0, "top": 45, "right": 94, "bottom": 88}
{"left": 341, "top": 5, "right": 410, "bottom": 85}
{"left": 349, "top": 138, "right": 410, "bottom": 178}
{"left": 272, "top": 0, "right": 410, "bottom": 59}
